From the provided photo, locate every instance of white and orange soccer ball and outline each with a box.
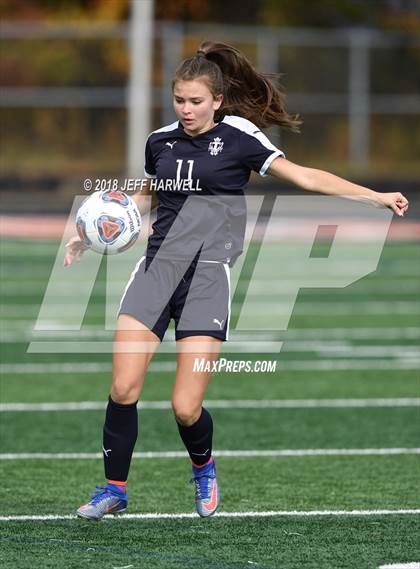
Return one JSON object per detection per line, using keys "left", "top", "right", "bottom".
{"left": 76, "top": 190, "right": 142, "bottom": 255}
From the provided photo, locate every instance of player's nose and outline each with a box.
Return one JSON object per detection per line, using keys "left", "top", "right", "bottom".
{"left": 182, "top": 102, "right": 195, "bottom": 114}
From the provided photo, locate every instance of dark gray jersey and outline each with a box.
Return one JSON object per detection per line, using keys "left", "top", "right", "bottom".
{"left": 144, "top": 114, "right": 284, "bottom": 266}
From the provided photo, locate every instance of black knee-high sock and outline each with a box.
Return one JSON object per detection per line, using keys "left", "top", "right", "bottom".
{"left": 102, "top": 395, "right": 138, "bottom": 482}
{"left": 176, "top": 408, "right": 213, "bottom": 466}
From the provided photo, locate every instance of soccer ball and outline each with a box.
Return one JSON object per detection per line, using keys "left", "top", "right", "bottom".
{"left": 76, "top": 190, "right": 142, "bottom": 255}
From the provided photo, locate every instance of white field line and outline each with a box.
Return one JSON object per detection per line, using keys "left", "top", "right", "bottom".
{"left": 2, "top": 274, "right": 420, "bottom": 292}
{"left": 23, "top": 342, "right": 420, "bottom": 358}
{"left": 0, "top": 362, "right": 156, "bottom": 374}
{"left": 0, "top": 361, "right": 411, "bottom": 373}
{"left": 235, "top": 301, "right": 420, "bottom": 315}
{"left": 3, "top": 269, "right": 420, "bottom": 283}
{"left": 379, "top": 564, "right": 420, "bottom": 569}
{"left": 1, "top": 398, "right": 419, "bottom": 412}
{"left": 281, "top": 344, "right": 418, "bottom": 356}
{"left": 2, "top": 256, "right": 419, "bottom": 274}
{"left": 2, "top": 325, "right": 418, "bottom": 341}
{"left": 2, "top": 283, "right": 420, "bottom": 297}
{"left": 1, "top": 509, "right": 419, "bottom": 522}
{"left": 2, "top": 300, "right": 419, "bottom": 317}
{"left": 1, "top": 359, "right": 419, "bottom": 374}
{"left": 237, "top": 280, "right": 420, "bottom": 294}
{"left": 1, "top": 448, "right": 419, "bottom": 460}
{"left": 2, "top": 284, "right": 420, "bottom": 297}
{"left": 276, "top": 360, "right": 419, "bottom": 370}
{"left": 234, "top": 328, "right": 410, "bottom": 341}
{"left": 2, "top": 328, "right": 419, "bottom": 359}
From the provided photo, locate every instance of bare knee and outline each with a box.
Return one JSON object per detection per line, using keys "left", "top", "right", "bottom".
{"left": 111, "top": 376, "right": 141, "bottom": 404}
{"left": 172, "top": 400, "right": 201, "bottom": 426}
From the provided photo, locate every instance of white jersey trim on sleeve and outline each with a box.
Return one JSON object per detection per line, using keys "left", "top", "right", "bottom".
{"left": 144, "top": 169, "right": 157, "bottom": 179}
{"left": 222, "top": 115, "right": 285, "bottom": 177}
{"left": 222, "top": 115, "right": 262, "bottom": 136}
{"left": 260, "top": 150, "right": 284, "bottom": 177}
{"left": 149, "top": 121, "right": 179, "bottom": 135}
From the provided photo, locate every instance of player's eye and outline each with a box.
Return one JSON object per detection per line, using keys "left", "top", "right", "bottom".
{"left": 174, "top": 98, "right": 202, "bottom": 105}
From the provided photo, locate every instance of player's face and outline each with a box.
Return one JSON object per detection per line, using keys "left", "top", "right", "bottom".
{"left": 173, "top": 79, "right": 222, "bottom": 136}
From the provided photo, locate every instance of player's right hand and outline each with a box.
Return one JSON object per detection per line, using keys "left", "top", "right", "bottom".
{"left": 64, "top": 235, "right": 89, "bottom": 267}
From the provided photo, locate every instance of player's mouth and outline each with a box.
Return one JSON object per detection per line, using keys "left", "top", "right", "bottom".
{"left": 183, "top": 118, "right": 194, "bottom": 125}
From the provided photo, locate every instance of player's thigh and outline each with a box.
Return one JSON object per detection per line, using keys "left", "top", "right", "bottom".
{"left": 111, "top": 314, "right": 161, "bottom": 403}
{"left": 174, "top": 262, "right": 230, "bottom": 341}
{"left": 172, "top": 335, "right": 222, "bottom": 424}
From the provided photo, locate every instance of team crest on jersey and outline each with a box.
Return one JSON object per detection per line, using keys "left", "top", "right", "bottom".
{"left": 208, "top": 137, "right": 224, "bottom": 156}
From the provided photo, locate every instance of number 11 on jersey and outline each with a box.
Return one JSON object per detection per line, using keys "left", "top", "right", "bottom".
{"left": 176, "top": 159, "right": 194, "bottom": 182}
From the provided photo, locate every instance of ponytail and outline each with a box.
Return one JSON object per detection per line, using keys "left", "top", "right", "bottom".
{"left": 172, "top": 40, "right": 301, "bottom": 133}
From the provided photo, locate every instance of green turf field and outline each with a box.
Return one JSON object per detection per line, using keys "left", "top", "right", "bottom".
{"left": 0, "top": 238, "right": 419, "bottom": 569}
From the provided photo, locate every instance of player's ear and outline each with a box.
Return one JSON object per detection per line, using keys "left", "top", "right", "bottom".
{"left": 213, "top": 94, "right": 223, "bottom": 111}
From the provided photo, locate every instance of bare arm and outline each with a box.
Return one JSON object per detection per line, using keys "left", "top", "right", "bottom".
{"left": 131, "top": 178, "right": 159, "bottom": 215}
{"left": 267, "top": 157, "right": 409, "bottom": 217}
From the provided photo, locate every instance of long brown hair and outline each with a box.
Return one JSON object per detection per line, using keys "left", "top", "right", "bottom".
{"left": 172, "top": 40, "right": 301, "bottom": 132}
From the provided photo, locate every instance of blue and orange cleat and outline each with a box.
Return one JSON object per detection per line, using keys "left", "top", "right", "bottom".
{"left": 76, "top": 483, "right": 127, "bottom": 521}
{"left": 190, "top": 457, "right": 220, "bottom": 517}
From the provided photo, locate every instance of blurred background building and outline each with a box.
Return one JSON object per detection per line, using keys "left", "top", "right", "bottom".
{"left": 0, "top": 0, "right": 419, "bottom": 213}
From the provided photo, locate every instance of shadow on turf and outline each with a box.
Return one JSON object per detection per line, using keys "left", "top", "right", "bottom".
{"left": 0, "top": 528, "right": 277, "bottom": 569}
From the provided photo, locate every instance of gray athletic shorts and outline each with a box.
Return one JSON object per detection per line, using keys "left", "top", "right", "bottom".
{"left": 118, "top": 256, "right": 231, "bottom": 341}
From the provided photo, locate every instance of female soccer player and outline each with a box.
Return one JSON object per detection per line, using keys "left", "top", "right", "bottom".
{"left": 65, "top": 41, "right": 409, "bottom": 520}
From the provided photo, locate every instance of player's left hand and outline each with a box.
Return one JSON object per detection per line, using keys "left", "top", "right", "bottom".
{"left": 64, "top": 235, "right": 89, "bottom": 267}
{"left": 377, "top": 192, "right": 409, "bottom": 217}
